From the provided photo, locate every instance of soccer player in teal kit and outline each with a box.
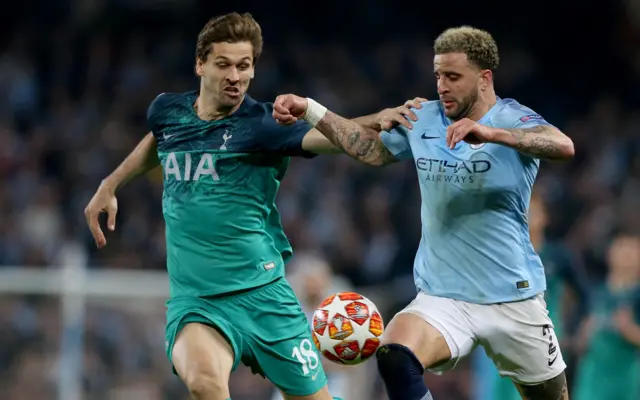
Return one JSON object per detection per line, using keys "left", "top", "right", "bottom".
{"left": 273, "top": 26, "right": 575, "bottom": 400}
{"left": 84, "top": 12, "right": 424, "bottom": 400}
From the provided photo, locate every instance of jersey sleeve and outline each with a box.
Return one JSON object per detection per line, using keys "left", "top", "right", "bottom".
{"left": 500, "top": 102, "right": 554, "bottom": 130}
{"left": 379, "top": 125, "right": 413, "bottom": 160}
{"left": 258, "top": 103, "right": 317, "bottom": 158}
{"left": 497, "top": 101, "right": 554, "bottom": 164}
{"left": 147, "top": 93, "right": 169, "bottom": 134}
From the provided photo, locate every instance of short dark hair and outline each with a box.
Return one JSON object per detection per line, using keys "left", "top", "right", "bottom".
{"left": 196, "top": 12, "right": 263, "bottom": 64}
{"left": 434, "top": 26, "right": 500, "bottom": 72}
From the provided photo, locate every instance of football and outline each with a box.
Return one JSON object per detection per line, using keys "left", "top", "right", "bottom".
{"left": 312, "top": 291, "right": 385, "bottom": 365}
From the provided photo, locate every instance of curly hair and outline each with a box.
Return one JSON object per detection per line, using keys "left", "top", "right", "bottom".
{"left": 434, "top": 26, "right": 499, "bottom": 71}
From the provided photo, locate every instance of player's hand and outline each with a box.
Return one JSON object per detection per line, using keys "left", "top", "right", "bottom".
{"left": 84, "top": 184, "right": 118, "bottom": 248}
{"left": 377, "top": 97, "right": 428, "bottom": 131}
{"left": 446, "top": 118, "right": 497, "bottom": 149}
{"left": 273, "top": 94, "right": 308, "bottom": 125}
{"left": 613, "top": 307, "right": 635, "bottom": 333}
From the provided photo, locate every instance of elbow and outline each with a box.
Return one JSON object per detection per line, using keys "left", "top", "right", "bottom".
{"left": 558, "top": 138, "right": 575, "bottom": 161}
{"left": 553, "top": 129, "right": 575, "bottom": 161}
{"left": 558, "top": 137, "right": 576, "bottom": 162}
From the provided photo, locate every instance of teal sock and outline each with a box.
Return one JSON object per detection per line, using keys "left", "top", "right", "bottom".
{"left": 333, "top": 398, "right": 343, "bottom": 400}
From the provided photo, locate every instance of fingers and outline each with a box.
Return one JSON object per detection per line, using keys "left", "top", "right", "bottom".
{"left": 446, "top": 124, "right": 454, "bottom": 148}
{"left": 272, "top": 95, "right": 298, "bottom": 125}
{"left": 107, "top": 206, "right": 117, "bottom": 231}
{"left": 398, "top": 106, "right": 418, "bottom": 122}
{"left": 446, "top": 120, "right": 472, "bottom": 149}
{"left": 273, "top": 96, "right": 291, "bottom": 116}
{"left": 404, "top": 97, "right": 428, "bottom": 109}
{"left": 85, "top": 208, "right": 107, "bottom": 248}
{"left": 389, "top": 111, "right": 414, "bottom": 130}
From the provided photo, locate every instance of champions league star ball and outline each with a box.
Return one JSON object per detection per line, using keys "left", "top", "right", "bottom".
{"left": 312, "top": 292, "right": 385, "bottom": 365}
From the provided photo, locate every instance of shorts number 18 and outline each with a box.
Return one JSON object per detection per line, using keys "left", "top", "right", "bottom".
{"left": 292, "top": 338, "right": 319, "bottom": 375}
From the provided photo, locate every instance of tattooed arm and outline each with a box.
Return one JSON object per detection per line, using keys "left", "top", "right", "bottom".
{"left": 302, "top": 100, "right": 424, "bottom": 158}
{"left": 300, "top": 114, "right": 392, "bottom": 155}
{"left": 312, "top": 111, "right": 399, "bottom": 166}
{"left": 491, "top": 125, "right": 575, "bottom": 161}
{"left": 273, "top": 94, "right": 422, "bottom": 165}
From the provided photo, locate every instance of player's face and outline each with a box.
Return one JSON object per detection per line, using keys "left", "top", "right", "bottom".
{"left": 607, "top": 236, "right": 640, "bottom": 280}
{"left": 434, "top": 53, "right": 484, "bottom": 120}
{"left": 196, "top": 41, "right": 255, "bottom": 108}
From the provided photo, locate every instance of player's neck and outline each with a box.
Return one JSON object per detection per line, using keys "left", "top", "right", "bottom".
{"left": 194, "top": 92, "right": 243, "bottom": 121}
{"left": 468, "top": 90, "right": 498, "bottom": 121}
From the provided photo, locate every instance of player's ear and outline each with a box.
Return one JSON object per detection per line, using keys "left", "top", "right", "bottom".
{"left": 480, "top": 69, "right": 492, "bottom": 91}
{"left": 195, "top": 58, "right": 205, "bottom": 77}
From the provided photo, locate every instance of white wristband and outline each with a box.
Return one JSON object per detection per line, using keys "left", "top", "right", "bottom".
{"left": 303, "top": 98, "right": 327, "bottom": 127}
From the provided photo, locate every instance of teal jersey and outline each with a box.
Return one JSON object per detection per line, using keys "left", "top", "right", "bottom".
{"left": 584, "top": 284, "right": 640, "bottom": 366}
{"left": 575, "top": 284, "right": 640, "bottom": 399}
{"left": 539, "top": 241, "right": 589, "bottom": 339}
{"left": 147, "top": 91, "right": 315, "bottom": 297}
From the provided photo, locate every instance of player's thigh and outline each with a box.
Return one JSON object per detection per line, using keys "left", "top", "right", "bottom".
{"left": 477, "top": 294, "right": 567, "bottom": 391}
{"left": 241, "top": 279, "right": 329, "bottom": 397}
{"left": 281, "top": 385, "right": 333, "bottom": 400}
{"left": 514, "top": 372, "right": 569, "bottom": 400}
{"left": 386, "top": 292, "right": 476, "bottom": 370}
{"left": 171, "top": 322, "right": 235, "bottom": 392}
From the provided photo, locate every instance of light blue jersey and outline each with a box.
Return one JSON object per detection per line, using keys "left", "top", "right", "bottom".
{"left": 380, "top": 98, "right": 552, "bottom": 304}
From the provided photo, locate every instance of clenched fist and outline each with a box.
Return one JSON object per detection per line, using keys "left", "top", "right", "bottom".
{"left": 272, "top": 94, "right": 308, "bottom": 125}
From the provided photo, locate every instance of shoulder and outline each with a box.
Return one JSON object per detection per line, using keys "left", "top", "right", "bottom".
{"left": 147, "top": 91, "right": 193, "bottom": 119}
{"left": 492, "top": 98, "right": 550, "bottom": 128}
{"left": 401, "top": 100, "right": 444, "bottom": 134}
{"left": 239, "top": 96, "right": 275, "bottom": 120}
{"left": 237, "top": 96, "right": 280, "bottom": 130}
{"left": 147, "top": 91, "right": 196, "bottom": 133}
{"left": 148, "top": 91, "right": 192, "bottom": 111}
{"left": 415, "top": 100, "right": 443, "bottom": 120}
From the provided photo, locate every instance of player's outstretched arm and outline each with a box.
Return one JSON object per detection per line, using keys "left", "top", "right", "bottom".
{"left": 274, "top": 95, "right": 418, "bottom": 166}
{"left": 84, "top": 132, "right": 159, "bottom": 248}
{"left": 300, "top": 97, "right": 427, "bottom": 156}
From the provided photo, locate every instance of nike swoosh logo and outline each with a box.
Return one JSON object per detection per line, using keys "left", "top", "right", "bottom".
{"left": 163, "top": 132, "right": 174, "bottom": 140}
{"left": 548, "top": 354, "right": 558, "bottom": 366}
{"left": 311, "top": 368, "right": 321, "bottom": 380}
{"left": 421, "top": 133, "right": 439, "bottom": 139}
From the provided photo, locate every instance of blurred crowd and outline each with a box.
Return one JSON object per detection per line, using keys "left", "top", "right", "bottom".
{"left": 0, "top": 1, "right": 639, "bottom": 399}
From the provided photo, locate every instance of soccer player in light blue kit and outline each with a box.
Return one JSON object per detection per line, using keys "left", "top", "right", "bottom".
{"left": 272, "top": 27, "right": 575, "bottom": 400}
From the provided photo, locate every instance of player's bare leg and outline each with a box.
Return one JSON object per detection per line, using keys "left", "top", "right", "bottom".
{"left": 281, "top": 385, "right": 334, "bottom": 400}
{"left": 514, "top": 371, "right": 569, "bottom": 400}
{"left": 172, "top": 323, "right": 234, "bottom": 400}
{"left": 376, "top": 312, "right": 450, "bottom": 399}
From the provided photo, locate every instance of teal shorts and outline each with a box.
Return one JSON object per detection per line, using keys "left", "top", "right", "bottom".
{"left": 165, "top": 277, "right": 327, "bottom": 396}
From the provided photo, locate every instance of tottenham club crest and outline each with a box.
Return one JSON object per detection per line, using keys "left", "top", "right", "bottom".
{"left": 220, "top": 130, "right": 232, "bottom": 150}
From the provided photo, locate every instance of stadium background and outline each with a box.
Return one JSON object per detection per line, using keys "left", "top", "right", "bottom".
{"left": 0, "top": 0, "right": 639, "bottom": 399}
